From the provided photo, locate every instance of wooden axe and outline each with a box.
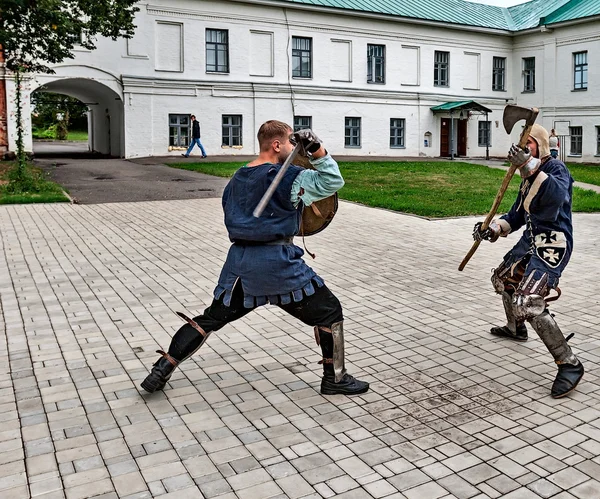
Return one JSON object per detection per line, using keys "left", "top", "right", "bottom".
{"left": 458, "top": 104, "right": 539, "bottom": 271}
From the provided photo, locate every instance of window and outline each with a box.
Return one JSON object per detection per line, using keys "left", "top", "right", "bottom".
{"left": 596, "top": 126, "right": 600, "bottom": 155}
{"left": 206, "top": 29, "right": 229, "bottom": 73}
{"left": 293, "top": 116, "right": 312, "bottom": 132}
{"left": 345, "top": 117, "right": 361, "bottom": 147}
{"left": 492, "top": 57, "right": 506, "bottom": 91}
{"left": 390, "top": 118, "right": 405, "bottom": 148}
{"left": 434, "top": 51, "right": 449, "bottom": 87}
{"left": 574, "top": 51, "right": 588, "bottom": 90}
{"left": 367, "top": 44, "right": 385, "bottom": 83}
{"left": 169, "top": 114, "right": 190, "bottom": 147}
{"left": 222, "top": 115, "right": 242, "bottom": 146}
{"left": 292, "top": 37, "right": 312, "bottom": 78}
{"left": 569, "top": 126, "right": 582, "bottom": 155}
{"left": 523, "top": 57, "right": 535, "bottom": 92}
{"left": 478, "top": 121, "right": 491, "bottom": 147}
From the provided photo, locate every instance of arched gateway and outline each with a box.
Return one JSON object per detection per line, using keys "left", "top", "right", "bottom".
{"left": 11, "top": 66, "right": 124, "bottom": 157}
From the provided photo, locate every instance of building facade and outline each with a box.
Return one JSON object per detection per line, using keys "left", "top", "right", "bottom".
{"left": 4, "top": 0, "right": 600, "bottom": 161}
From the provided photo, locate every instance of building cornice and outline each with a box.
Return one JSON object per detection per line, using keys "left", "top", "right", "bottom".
{"left": 121, "top": 75, "right": 510, "bottom": 107}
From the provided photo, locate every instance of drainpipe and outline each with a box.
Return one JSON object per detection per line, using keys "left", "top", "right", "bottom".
{"left": 0, "top": 46, "right": 8, "bottom": 157}
{"left": 485, "top": 111, "right": 489, "bottom": 160}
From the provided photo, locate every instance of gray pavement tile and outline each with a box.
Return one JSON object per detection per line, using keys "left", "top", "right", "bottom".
{"left": 1, "top": 200, "right": 600, "bottom": 499}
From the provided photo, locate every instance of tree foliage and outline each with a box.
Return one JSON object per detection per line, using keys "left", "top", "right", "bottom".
{"left": 32, "top": 91, "right": 88, "bottom": 131}
{"left": 0, "top": 0, "right": 139, "bottom": 72}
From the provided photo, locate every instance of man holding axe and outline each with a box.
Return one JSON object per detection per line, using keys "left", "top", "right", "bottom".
{"left": 470, "top": 105, "right": 583, "bottom": 398}
{"left": 141, "top": 120, "right": 369, "bottom": 397}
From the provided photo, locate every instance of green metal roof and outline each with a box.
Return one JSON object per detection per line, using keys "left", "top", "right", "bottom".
{"left": 278, "top": 0, "right": 600, "bottom": 31}
{"left": 281, "top": 0, "right": 512, "bottom": 30}
{"left": 541, "top": 0, "right": 600, "bottom": 24}
{"left": 430, "top": 101, "right": 492, "bottom": 113}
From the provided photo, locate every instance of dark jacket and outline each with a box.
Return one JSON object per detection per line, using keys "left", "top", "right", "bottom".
{"left": 500, "top": 157, "right": 573, "bottom": 288}
{"left": 192, "top": 120, "right": 201, "bottom": 139}
{"left": 214, "top": 162, "right": 323, "bottom": 308}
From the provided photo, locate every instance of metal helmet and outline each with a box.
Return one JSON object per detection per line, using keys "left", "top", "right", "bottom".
{"left": 529, "top": 124, "right": 550, "bottom": 159}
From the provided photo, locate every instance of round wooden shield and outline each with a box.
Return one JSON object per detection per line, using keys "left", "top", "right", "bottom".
{"left": 293, "top": 153, "right": 339, "bottom": 237}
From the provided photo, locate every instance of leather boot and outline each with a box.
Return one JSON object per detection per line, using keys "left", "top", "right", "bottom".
{"left": 551, "top": 362, "right": 584, "bottom": 399}
{"left": 141, "top": 350, "right": 178, "bottom": 393}
{"left": 316, "top": 323, "right": 369, "bottom": 395}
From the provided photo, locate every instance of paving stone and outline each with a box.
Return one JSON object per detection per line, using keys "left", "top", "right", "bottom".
{"left": 1, "top": 201, "right": 600, "bottom": 499}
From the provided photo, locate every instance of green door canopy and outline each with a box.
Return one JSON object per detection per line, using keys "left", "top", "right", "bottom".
{"left": 430, "top": 100, "right": 492, "bottom": 114}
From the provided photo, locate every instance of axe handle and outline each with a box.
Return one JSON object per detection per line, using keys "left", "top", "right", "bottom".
{"left": 458, "top": 163, "right": 518, "bottom": 271}
{"left": 458, "top": 113, "right": 537, "bottom": 271}
{"left": 253, "top": 143, "right": 301, "bottom": 218}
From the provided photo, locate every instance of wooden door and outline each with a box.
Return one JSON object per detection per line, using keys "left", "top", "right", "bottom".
{"left": 440, "top": 118, "right": 450, "bottom": 157}
{"left": 458, "top": 119, "right": 467, "bottom": 156}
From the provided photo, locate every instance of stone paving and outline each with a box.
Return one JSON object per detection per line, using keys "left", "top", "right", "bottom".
{"left": 0, "top": 199, "right": 599, "bottom": 499}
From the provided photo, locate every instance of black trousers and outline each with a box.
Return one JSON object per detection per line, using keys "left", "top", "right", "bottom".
{"left": 168, "top": 280, "right": 343, "bottom": 362}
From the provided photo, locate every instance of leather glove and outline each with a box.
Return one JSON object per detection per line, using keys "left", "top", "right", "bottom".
{"left": 508, "top": 144, "right": 541, "bottom": 178}
{"left": 473, "top": 220, "right": 501, "bottom": 243}
{"left": 291, "top": 129, "right": 322, "bottom": 155}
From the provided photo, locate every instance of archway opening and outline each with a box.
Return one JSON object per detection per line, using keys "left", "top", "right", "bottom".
{"left": 31, "top": 91, "right": 90, "bottom": 156}
{"left": 31, "top": 76, "right": 124, "bottom": 158}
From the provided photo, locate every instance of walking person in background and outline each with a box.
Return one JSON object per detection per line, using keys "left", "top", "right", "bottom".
{"left": 182, "top": 115, "right": 207, "bottom": 158}
{"left": 549, "top": 128, "right": 559, "bottom": 159}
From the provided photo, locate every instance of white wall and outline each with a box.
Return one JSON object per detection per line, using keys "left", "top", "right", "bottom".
{"left": 13, "top": 0, "right": 600, "bottom": 161}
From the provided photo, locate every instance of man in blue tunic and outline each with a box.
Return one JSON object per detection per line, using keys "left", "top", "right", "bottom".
{"left": 474, "top": 124, "right": 584, "bottom": 398}
{"left": 142, "top": 120, "right": 369, "bottom": 396}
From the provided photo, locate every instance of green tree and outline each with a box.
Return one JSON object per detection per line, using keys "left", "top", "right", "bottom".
{"left": 0, "top": 0, "right": 139, "bottom": 189}
{"left": 32, "top": 92, "right": 89, "bottom": 138}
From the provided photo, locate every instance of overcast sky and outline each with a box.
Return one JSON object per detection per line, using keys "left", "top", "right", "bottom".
{"left": 468, "top": 0, "right": 525, "bottom": 6}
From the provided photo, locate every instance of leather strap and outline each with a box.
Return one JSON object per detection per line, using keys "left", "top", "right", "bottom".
{"left": 176, "top": 311, "right": 207, "bottom": 338}
{"left": 156, "top": 350, "right": 178, "bottom": 367}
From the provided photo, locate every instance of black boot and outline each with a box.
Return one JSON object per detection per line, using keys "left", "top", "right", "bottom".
{"left": 141, "top": 350, "right": 178, "bottom": 393}
{"left": 316, "top": 324, "right": 369, "bottom": 396}
{"left": 551, "top": 361, "right": 584, "bottom": 398}
{"left": 321, "top": 370, "right": 369, "bottom": 395}
{"left": 490, "top": 324, "right": 528, "bottom": 341}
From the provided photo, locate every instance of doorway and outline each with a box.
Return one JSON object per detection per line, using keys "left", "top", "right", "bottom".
{"left": 440, "top": 118, "right": 468, "bottom": 158}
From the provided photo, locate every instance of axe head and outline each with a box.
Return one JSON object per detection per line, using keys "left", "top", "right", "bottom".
{"left": 503, "top": 104, "right": 538, "bottom": 134}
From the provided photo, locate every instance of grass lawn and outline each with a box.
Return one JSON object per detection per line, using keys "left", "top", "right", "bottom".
{"left": 67, "top": 130, "right": 88, "bottom": 141}
{"left": 566, "top": 163, "right": 600, "bottom": 186}
{"left": 168, "top": 160, "right": 600, "bottom": 218}
{"left": 0, "top": 162, "right": 70, "bottom": 204}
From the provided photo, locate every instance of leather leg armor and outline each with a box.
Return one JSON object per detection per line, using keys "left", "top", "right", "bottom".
{"left": 141, "top": 312, "right": 211, "bottom": 393}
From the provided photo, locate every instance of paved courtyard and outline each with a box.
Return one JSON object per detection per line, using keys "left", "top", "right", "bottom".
{"left": 0, "top": 199, "right": 599, "bottom": 499}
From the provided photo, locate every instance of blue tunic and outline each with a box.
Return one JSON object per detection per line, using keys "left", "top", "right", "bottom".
{"left": 500, "top": 158, "right": 574, "bottom": 288}
{"left": 214, "top": 162, "right": 324, "bottom": 308}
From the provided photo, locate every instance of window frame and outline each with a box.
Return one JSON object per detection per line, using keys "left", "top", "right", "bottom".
{"left": 478, "top": 121, "right": 492, "bottom": 147}
{"left": 206, "top": 28, "right": 229, "bottom": 73}
{"left": 434, "top": 51, "right": 450, "bottom": 87}
{"left": 569, "top": 126, "right": 582, "bottom": 156}
{"left": 293, "top": 116, "right": 312, "bottom": 132}
{"left": 367, "top": 44, "right": 386, "bottom": 84}
{"left": 169, "top": 114, "right": 190, "bottom": 148}
{"left": 344, "top": 117, "right": 361, "bottom": 148}
{"left": 523, "top": 57, "right": 535, "bottom": 92}
{"left": 573, "top": 51, "right": 588, "bottom": 91}
{"left": 292, "top": 36, "right": 312, "bottom": 78}
{"left": 492, "top": 56, "right": 506, "bottom": 91}
{"left": 222, "top": 115, "right": 243, "bottom": 147}
{"left": 389, "top": 118, "right": 405, "bottom": 148}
